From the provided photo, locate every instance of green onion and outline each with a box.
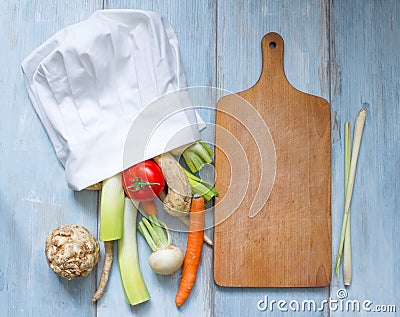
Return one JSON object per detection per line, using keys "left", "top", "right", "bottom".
{"left": 99, "top": 173, "right": 125, "bottom": 241}
{"left": 118, "top": 198, "right": 150, "bottom": 305}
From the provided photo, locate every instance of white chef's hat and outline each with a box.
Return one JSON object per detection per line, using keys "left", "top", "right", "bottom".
{"left": 22, "top": 10, "right": 204, "bottom": 190}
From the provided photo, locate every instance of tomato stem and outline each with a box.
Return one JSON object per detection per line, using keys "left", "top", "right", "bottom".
{"left": 124, "top": 177, "right": 160, "bottom": 193}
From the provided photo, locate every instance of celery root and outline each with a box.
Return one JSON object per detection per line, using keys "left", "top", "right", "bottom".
{"left": 153, "top": 153, "right": 214, "bottom": 245}
{"left": 92, "top": 241, "right": 113, "bottom": 302}
{"left": 153, "top": 153, "right": 191, "bottom": 217}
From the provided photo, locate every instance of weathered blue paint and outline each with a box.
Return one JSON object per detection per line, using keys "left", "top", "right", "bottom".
{"left": 0, "top": 1, "right": 102, "bottom": 316}
{"left": 0, "top": 1, "right": 398, "bottom": 316}
{"left": 330, "top": 1, "right": 400, "bottom": 316}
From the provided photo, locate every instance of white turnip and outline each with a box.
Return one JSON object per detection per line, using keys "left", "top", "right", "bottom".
{"left": 138, "top": 215, "right": 184, "bottom": 275}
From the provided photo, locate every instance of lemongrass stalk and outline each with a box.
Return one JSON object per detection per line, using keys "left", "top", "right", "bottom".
{"left": 118, "top": 198, "right": 150, "bottom": 305}
{"left": 335, "top": 122, "right": 352, "bottom": 279}
{"left": 345, "top": 109, "right": 366, "bottom": 212}
{"left": 343, "top": 122, "right": 352, "bottom": 286}
{"left": 99, "top": 173, "right": 125, "bottom": 241}
{"left": 335, "top": 109, "right": 366, "bottom": 280}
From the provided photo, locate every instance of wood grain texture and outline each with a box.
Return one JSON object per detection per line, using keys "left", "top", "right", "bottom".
{"left": 214, "top": 32, "right": 331, "bottom": 287}
{"left": 0, "top": 1, "right": 102, "bottom": 317}
{"left": 329, "top": 0, "right": 400, "bottom": 315}
{"left": 214, "top": 1, "right": 332, "bottom": 316}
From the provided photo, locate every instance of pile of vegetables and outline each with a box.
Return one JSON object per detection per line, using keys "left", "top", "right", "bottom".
{"left": 88, "top": 141, "right": 216, "bottom": 306}
{"left": 45, "top": 141, "right": 215, "bottom": 306}
{"left": 46, "top": 106, "right": 366, "bottom": 306}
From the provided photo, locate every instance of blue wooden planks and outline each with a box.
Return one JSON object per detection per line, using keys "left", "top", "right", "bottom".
{"left": 0, "top": 0, "right": 399, "bottom": 316}
{"left": 0, "top": 1, "right": 102, "bottom": 317}
{"left": 330, "top": 0, "right": 400, "bottom": 316}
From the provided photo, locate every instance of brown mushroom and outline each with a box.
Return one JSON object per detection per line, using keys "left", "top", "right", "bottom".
{"left": 45, "top": 224, "right": 100, "bottom": 280}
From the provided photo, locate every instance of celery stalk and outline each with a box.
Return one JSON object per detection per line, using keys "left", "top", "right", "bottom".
{"left": 184, "top": 168, "right": 218, "bottom": 196}
{"left": 183, "top": 151, "right": 203, "bottom": 171}
{"left": 182, "top": 151, "right": 197, "bottom": 172}
{"left": 182, "top": 141, "right": 214, "bottom": 173}
{"left": 187, "top": 178, "right": 215, "bottom": 202}
{"left": 200, "top": 141, "right": 214, "bottom": 156}
{"left": 99, "top": 173, "right": 125, "bottom": 241}
{"left": 182, "top": 168, "right": 218, "bottom": 201}
{"left": 191, "top": 142, "right": 213, "bottom": 164}
{"left": 118, "top": 198, "right": 150, "bottom": 306}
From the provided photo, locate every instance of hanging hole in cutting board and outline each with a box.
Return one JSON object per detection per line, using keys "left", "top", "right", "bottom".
{"left": 214, "top": 32, "right": 332, "bottom": 288}
{"left": 269, "top": 41, "right": 276, "bottom": 48}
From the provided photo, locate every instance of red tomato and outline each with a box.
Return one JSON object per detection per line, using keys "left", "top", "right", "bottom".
{"left": 123, "top": 160, "right": 165, "bottom": 201}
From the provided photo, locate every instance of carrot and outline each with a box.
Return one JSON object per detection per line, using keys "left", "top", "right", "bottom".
{"left": 175, "top": 196, "right": 205, "bottom": 307}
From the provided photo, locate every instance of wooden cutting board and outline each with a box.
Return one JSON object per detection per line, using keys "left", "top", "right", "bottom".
{"left": 214, "top": 33, "right": 331, "bottom": 287}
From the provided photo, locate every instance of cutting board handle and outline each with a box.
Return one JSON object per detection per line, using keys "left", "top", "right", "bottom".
{"left": 214, "top": 32, "right": 332, "bottom": 287}
{"left": 257, "top": 32, "right": 289, "bottom": 88}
